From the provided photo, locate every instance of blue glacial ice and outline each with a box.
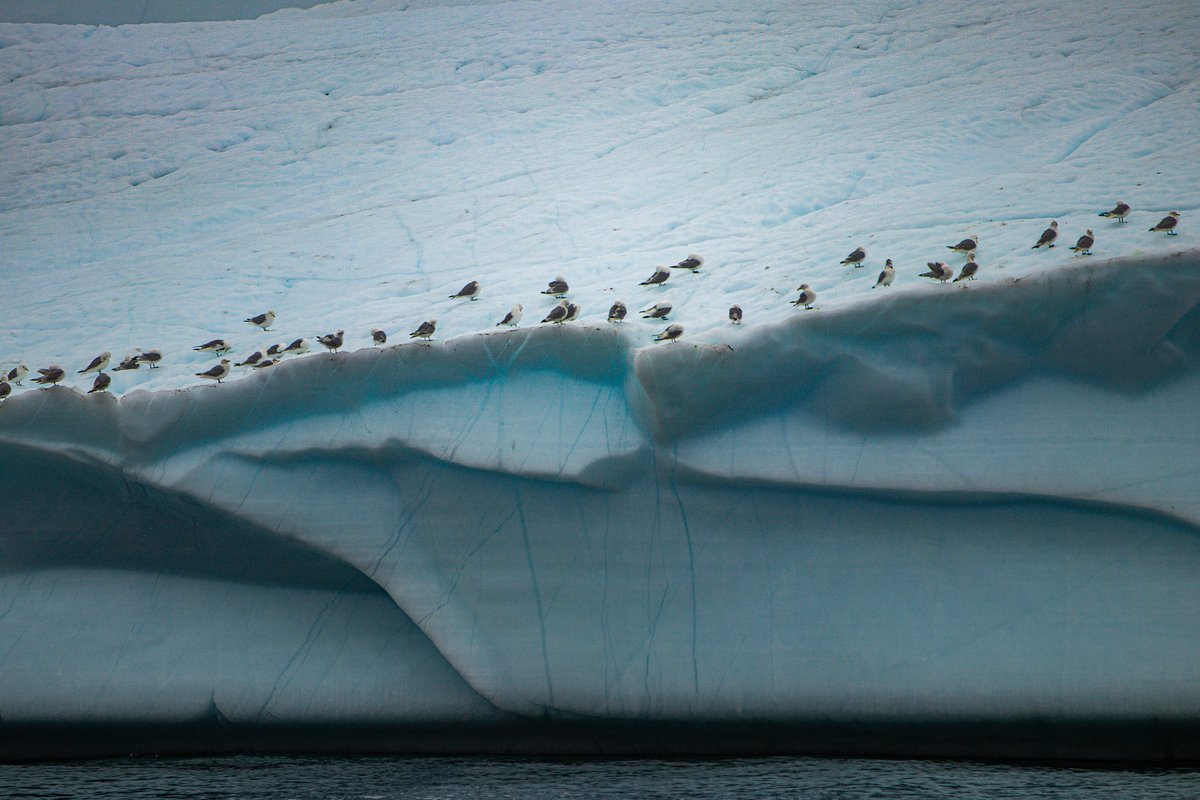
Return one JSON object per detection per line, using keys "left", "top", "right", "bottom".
{"left": 3, "top": 254, "right": 1200, "bottom": 759}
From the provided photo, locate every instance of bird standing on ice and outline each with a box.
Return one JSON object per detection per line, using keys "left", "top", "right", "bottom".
{"left": 235, "top": 351, "right": 264, "bottom": 367}
{"left": 921, "top": 262, "right": 954, "bottom": 282}
{"left": 542, "top": 300, "right": 569, "bottom": 324}
{"left": 497, "top": 304, "right": 523, "bottom": 327}
{"left": 841, "top": 247, "right": 867, "bottom": 267}
{"left": 947, "top": 236, "right": 977, "bottom": 255}
{"left": 409, "top": 319, "right": 437, "bottom": 340}
{"left": 1149, "top": 211, "right": 1181, "bottom": 235}
{"left": 113, "top": 355, "right": 141, "bottom": 371}
{"left": 873, "top": 259, "right": 894, "bottom": 288}
{"left": 194, "top": 339, "right": 232, "bottom": 355}
{"left": 136, "top": 349, "right": 162, "bottom": 368}
{"left": 1070, "top": 229, "right": 1095, "bottom": 255}
{"left": 246, "top": 310, "right": 275, "bottom": 331}
{"left": 282, "top": 338, "right": 309, "bottom": 355}
{"left": 317, "top": 330, "right": 344, "bottom": 352}
{"left": 88, "top": 372, "right": 111, "bottom": 394}
{"left": 640, "top": 267, "right": 670, "bottom": 286}
{"left": 449, "top": 280, "right": 481, "bottom": 300}
{"left": 1099, "top": 201, "right": 1130, "bottom": 222}
{"left": 954, "top": 259, "right": 979, "bottom": 281}
{"left": 196, "top": 359, "right": 232, "bottom": 384}
{"left": 563, "top": 303, "right": 581, "bottom": 322}
{"left": 542, "top": 277, "right": 569, "bottom": 297}
{"left": 791, "top": 284, "right": 817, "bottom": 309}
{"left": 78, "top": 352, "right": 110, "bottom": 375}
{"left": 5, "top": 364, "right": 27, "bottom": 385}
{"left": 641, "top": 302, "right": 673, "bottom": 320}
{"left": 654, "top": 323, "right": 683, "bottom": 342}
{"left": 607, "top": 301, "right": 627, "bottom": 322}
{"left": 1032, "top": 221, "right": 1058, "bottom": 248}
{"left": 729, "top": 305, "right": 742, "bottom": 324}
{"left": 672, "top": 254, "right": 704, "bottom": 271}
{"left": 32, "top": 366, "right": 65, "bottom": 386}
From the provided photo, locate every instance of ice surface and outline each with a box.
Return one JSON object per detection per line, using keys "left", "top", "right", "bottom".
{"left": 1, "top": 0, "right": 1199, "bottom": 760}
{"left": 0, "top": 0, "right": 336, "bottom": 25}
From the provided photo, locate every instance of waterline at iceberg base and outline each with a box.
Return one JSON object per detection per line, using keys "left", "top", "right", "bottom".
{"left": 3, "top": 255, "right": 1200, "bottom": 761}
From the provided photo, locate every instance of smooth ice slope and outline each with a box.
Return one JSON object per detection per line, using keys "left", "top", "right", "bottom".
{"left": 1, "top": 0, "right": 1200, "bottom": 760}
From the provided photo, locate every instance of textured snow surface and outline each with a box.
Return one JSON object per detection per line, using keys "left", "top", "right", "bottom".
{"left": 1, "top": 0, "right": 1200, "bottom": 759}
{"left": 0, "top": 0, "right": 336, "bottom": 25}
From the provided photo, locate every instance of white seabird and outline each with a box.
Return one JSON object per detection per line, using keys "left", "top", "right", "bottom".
{"left": 1099, "top": 201, "right": 1131, "bottom": 222}
{"left": 449, "top": 280, "right": 481, "bottom": 300}
{"left": 136, "top": 349, "right": 163, "bottom": 368}
{"left": 245, "top": 310, "right": 276, "bottom": 331}
{"left": 953, "top": 260, "right": 979, "bottom": 282}
{"left": 873, "top": 259, "right": 895, "bottom": 288}
{"left": 791, "top": 284, "right": 817, "bottom": 309}
{"left": 542, "top": 276, "right": 569, "bottom": 297}
{"left": 113, "top": 355, "right": 141, "bottom": 371}
{"left": 541, "top": 300, "right": 570, "bottom": 324}
{"left": 608, "top": 301, "right": 627, "bottom": 322}
{"left": 672, "top": 254, "right": 704, "bottom": 271}
{"left": 1032, "top": 220, "right": 1058, "bottom": 248}
{"left": 563, "top": 302, "right": 581, "bottom": 322}
{"left": 317, "top": 330, "right": 344, "bottom": 352}
{"left": 640, "top": 267, "right": 670, "bottom": 286}
{"left": 88, "top": 372, "right": 111, "bottom": 394}
{"left": 78, "top": 352, "right": 111, "bottom": 375}
{"left": 282, "top": 338, "right": 309, "bottom": 355}
{"left": 497, "top": 304, "right": 523, "bottom": 327}
{"left": 729, "top": 304, "right": 743, "bottom": 324}
{"left": 5, "top": 364, "right": 27, "bottom": 385}
{"left": 921, "top": 261, "right": 954, "bottom": 282}
{"left": 32, "top": 365, "right": 65, "bottom": 386}
{"left": 409, "top": 319, "right": 437, "bottom": 340}
{"left": 371, "top": 328, "right": 388, "bottom": 344}
{"left": 1070, "top": 229, "right": 1095, "bottom": 255}
{"left": 196, "top": 359, "right": 232, "bottom": 384}
{"left": 194, "top": 339, "right": 232, "bottom": 355}
{"left": 253, "top": 357, "right": 280, "bottom": 369}
{"left": 235, "top": 351, "right": 264, "bottom": 367}
{"left": 841, "top": 247, "right": 867, "bottom": 267}
{"left": 640, "top": 302, "right": 673, "bottom": 320}
{"left": 947, "top": 236, "right": 978, "bottom": 254}
{"left": 1149, "top": 211, "right": 1181, "bottom": 235}
{"left": 266, "top": 343, "right": 284, "bottom": 357}
{"left": 654, "top": 323, "right": 684, "bottom": 342}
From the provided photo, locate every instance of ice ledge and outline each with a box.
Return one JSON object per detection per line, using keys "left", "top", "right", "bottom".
{"left": 2, "top": 250, "right": 1197, "bottom": 511}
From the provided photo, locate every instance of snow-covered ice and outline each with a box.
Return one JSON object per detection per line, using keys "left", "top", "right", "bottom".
{"left": 1, "top": 0, "right": 1199, "bottom": 760}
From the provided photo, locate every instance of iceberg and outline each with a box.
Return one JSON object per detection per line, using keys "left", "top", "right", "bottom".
{"left": 1, "top": 0, "right": 1199, "bottom": 761}
{"left": 4, "top": 254, "right": 1200, "bottom": 760}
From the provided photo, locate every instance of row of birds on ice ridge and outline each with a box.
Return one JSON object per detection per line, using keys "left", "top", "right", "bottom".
{"left": 0, "top": 205, "right": 1185, "bottom": 400}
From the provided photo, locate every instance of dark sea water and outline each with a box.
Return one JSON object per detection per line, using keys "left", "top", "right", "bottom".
{"left": 5, "top": 756, "right": 1200, "bottom": 800}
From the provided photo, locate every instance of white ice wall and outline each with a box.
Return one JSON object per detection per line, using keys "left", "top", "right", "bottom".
{"left": 2, "top": 255, "right": 1199, "bottom": 758}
